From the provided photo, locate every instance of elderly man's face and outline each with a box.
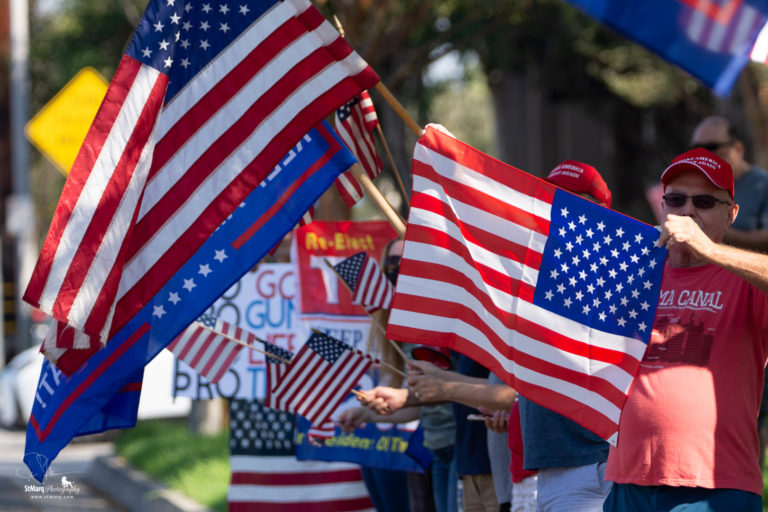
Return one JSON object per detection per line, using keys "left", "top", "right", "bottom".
{"left": 661, "top": 171, "right": 737, "bottom": 245}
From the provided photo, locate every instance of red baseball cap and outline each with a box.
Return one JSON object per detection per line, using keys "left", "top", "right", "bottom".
{"left": 661, "top": 148, "right": 734, "bottom": 200}
{"left": 546, "top": 160, "right": 612, "bottom": 207}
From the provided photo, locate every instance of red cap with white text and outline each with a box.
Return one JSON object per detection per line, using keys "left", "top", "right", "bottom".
{"left": 661, "top": 148, "right": 734, "bottom": 200}
{"left": 546, "top": 160, "right": 612, "bottom": 207}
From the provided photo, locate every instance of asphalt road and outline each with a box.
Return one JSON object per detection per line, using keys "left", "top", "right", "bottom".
{"left": 0, "top": 427, "right": 126, "bottom": 511}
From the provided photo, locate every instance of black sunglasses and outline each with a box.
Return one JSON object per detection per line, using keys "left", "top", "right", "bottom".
{"left": 688, "top": 140, "right": 733, "bottom": 152}
{"left": 663, "top": 192, "right": 731, "bottom": 209}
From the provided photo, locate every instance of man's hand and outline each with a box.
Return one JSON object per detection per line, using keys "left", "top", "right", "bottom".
{"left": 337, "top": 406, "right": 373, "bottom": 433}
{"left": 480, "top": 406, "right": 509, "bottom": 434}
{"left": 407, "top": 359, "right": 447, "bottom": 378}
{"left": 656, "top": 214, "right": 715, "bottom": 260}
{"left": 356, "top": 386, "right": 409, "bottom": 415}
{"left": 407, "top": 373, "right": 447, "bottom": 403}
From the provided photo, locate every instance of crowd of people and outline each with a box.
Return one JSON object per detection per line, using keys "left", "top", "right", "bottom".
{"left": 338, "top": 115, "right": 768, "bottom": 512}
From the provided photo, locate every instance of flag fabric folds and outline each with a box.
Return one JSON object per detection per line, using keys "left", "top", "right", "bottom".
{"left": 24, "top": 122, "right": 358, "bottom": 482}
{"left": 167, "top": 313, "right": 251, "bottom": 384}
{"left": 334, "top": 91, "right": 384, "bottom": 206}
{"left": 270, "top": 331, "right": 375, "bottom": 430}
{"left": 333, "top": 252, "right": 394, "bottom": 313}
{"left": 24, "top": 0, "right": 379, "bottom": 372}
{"left": 562, "top": 0, "right": 768, "bottom": 95}
{"left": 386, "top": 126, "right": 667, "bottom": 443}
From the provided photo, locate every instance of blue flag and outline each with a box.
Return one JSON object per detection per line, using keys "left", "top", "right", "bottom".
{"left": 563, "top": 0, "right": 768, "bottom": 95}
{"left": 24, "top": 121, "right": 356, "bottom": 482}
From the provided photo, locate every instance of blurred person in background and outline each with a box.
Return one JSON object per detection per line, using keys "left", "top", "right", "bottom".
{"left": 690, "top": 116, "right": 768, "bottom": 469}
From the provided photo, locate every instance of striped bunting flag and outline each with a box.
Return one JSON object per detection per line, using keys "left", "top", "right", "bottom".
{"left": 386, "top": 126, "right": 667, "bottom": 443}
{"left": 167, "top": 313, "right": 251, "bottom": 384}
{"left": 24, "top": 0, "right": 379, "bottom": 371}
{"left": 333, "top": 252, "right": 394, "bottom": 313}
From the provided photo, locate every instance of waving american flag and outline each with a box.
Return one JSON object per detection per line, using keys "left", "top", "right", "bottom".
{"left": 25, "top": 0, "right": 379, "bottom": 372}
{"left": 387, "top": 127, "right": 667, "bottom": 443}
{"left": 333, "top": 251, "right": 394, "bottom": 313}
{"left": 333, "top": 91, "right": 383, "bottom": 206}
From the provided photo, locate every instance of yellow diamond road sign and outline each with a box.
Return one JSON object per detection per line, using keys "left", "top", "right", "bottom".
{"left": 25, "top": 67, "right": 109, "bottom": 175}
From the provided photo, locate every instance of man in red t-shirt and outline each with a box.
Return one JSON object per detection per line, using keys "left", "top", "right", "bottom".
{"left": 604, "top": 148, "right": 768, "bottom": 511}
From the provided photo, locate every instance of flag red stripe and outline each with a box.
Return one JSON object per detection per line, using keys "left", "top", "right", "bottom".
{"left": 420, "top": 131, "right": 556, "bottom": 206}
{"left": 413, "top": 159, "right": 551, "bottom": 237}
{"left": 111, "top": 75, "right": 375, "bottom": 333}
{"left": 406, "top": 225, "right": 539, "bottom": 301}
{"left": 410, "top": 193, "right": 544, "bottom": 270}
{"left": 209, "top": 345, "right": 242, "bottom": 382}
{"left": 199, "top": 340, "right": 228, "bottom": 375}
{"left": 55, "top": 72, "right": 169, "bottom": 325}
{"left": 148, "top": 18, "right": 313, "bottom": 178}
{"left": 230, "top": 469, "right": 365, "bottom": 485}
{"left": 229, "top": 497, "right": 373, "bottom": 512}
{"left": 189, "top": 331, "right": 219, "bottom": 368}
{"left": 24, "top": 56, "right": 143, "bottom": 307}
{"left": 304, "top": 355, "right": 370, "bottom": 423}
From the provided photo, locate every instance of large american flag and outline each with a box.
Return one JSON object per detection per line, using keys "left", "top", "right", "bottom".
{"left": 167, "top": 312, "right": 253, "bottom": 384}
{"left": 24, "top": 0, "right": 379, "bottom": 370}
{"left": 333, "top": 91, "right": 383, "bottom": 206}
{"left": 270, "top": 331, "right": 375, "bottom": 429}
{"left": 228, "top": 399, "right": 373, "bottom": 512}
{"left": 333, "top": 252, "right": 394, "bottom": 313}
{"left": 386, "top": 127, "right": 667, "bottom": 443}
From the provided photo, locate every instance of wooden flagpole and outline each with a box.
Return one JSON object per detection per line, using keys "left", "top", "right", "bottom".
{"left": 373, "top": 82, "right": 423, "bottom": 137}
{"left": 194, "top": 322, "right": 292, "bottom": 364}
{"left": 349, "top": 163, "right": 406, "bottom": 236}
{"left": 331, "top": 16, "right": 408, "bottom": 235}
{"left": 375, "top": 124, "right": 410, "bottom": 208}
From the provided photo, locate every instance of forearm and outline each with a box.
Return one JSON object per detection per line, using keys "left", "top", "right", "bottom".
{"left": 369, "top": 406, "right": 422, "bottom": 424}
{"left": 724, "top": 228, "right": 768, "bottom": 252}
{"left": 441, "top": 382, "right": 516, "bottom": 411}
{"left": 705, "top": 243, "right": 768, "bottom": 293}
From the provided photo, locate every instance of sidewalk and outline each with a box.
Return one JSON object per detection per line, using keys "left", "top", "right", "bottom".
{"left": 0, "top": 427, "right": 212, "bottom": 512}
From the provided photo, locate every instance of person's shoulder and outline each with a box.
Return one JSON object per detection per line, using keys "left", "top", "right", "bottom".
{"left": 746, "top": 165, "right": 768, "bottom": 180}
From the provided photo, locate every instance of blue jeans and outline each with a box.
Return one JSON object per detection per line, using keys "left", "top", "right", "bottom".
{"left": 431, "top": 444, "right": 457, "bottom": 512}
{"left": 360, "top": 466, "right": 411, "bottom": 512}
{"left": 603, "top": 483, "right": 761, "bottom": 512}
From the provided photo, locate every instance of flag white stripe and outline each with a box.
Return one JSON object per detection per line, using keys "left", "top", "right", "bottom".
{"left": 230, "top": 455, "right": 362, "bottom": 472}
{"left": 119, "top": 51, "right": 368, "bottom": 296}
{"left": 141, "top": 24, "right": 338, "bottom": 219}
{"left": 228, "top": 482, "right": 371, "bottom": 503}
{"left": 302, "top": 353, "right": 368, "bottom": 421}
{"left": 38, "top": 65, "right": 163, "bottom": 315}
{"left": 156, "top": 0, "right": 295, "bottom": 137}
{"left": 390, "top": 308, "right": 622, "bottom": 422}
{"left": 395, "top": 265, "right": 647, "bottom": 360}
{"left": 414, "top": 144, "right": 553, "bottom": 222}
{"left": 413, "top": 175, "right": 550, "bottom": 254}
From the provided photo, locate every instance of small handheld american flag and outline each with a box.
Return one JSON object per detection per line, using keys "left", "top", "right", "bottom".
{"left": 269, "top": 330, "right": 375, "bottom": 430}
{"left": 167, "top": 312, "right": 255, "bottom": 384}
{"left": 334, "top": 91, "right": 383, "bottom": 206}
{"left": 332, "top": 252, "right": 394, "bottom": 313}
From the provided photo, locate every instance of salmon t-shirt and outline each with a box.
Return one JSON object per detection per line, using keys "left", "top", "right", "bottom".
{"left": 605, "top": 263, "right": 768, "bottom": 495}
